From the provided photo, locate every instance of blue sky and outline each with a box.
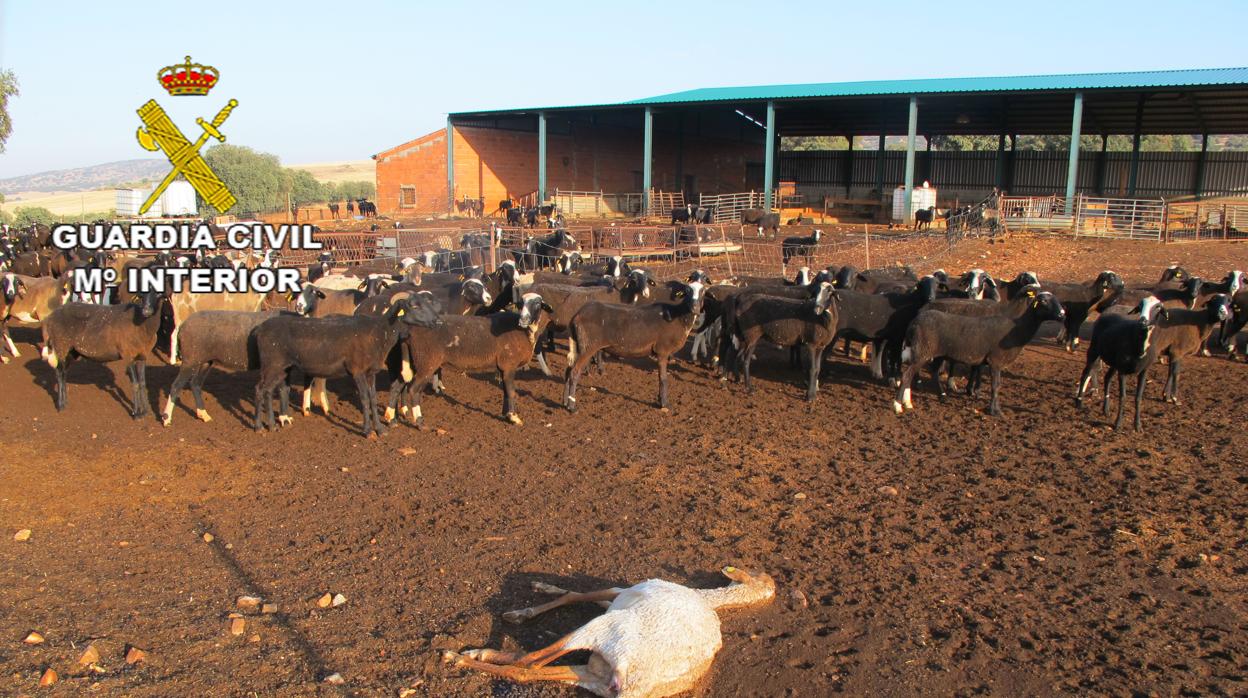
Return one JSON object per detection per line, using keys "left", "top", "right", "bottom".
{"left": 1, "top": 0, "right": 1245, "bottom": 177}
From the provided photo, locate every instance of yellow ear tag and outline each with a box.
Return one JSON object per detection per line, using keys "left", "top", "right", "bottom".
{"left": 1026, "top": 290, "right": 1036, "bottom": 297}
{"left": 724, "top": 566, "right": 737, "bottom": 574}
{"left": 395, "top": 308, "right": 405, "bottom": 317}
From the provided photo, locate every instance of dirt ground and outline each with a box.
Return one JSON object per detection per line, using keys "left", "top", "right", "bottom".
{"left": 1, "top": 235, "right": 1245, "bottom": 697}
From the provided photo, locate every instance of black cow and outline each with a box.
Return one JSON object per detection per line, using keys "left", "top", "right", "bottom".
{"left": 672, "top": 204, "right": 693, "bottom": 225}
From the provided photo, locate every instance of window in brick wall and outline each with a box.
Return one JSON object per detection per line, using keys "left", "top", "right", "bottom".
{"left": 399, "top": 185, "right": 416, "bottom": 208}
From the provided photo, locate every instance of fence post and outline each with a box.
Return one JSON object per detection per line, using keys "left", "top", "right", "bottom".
{"left": 1072, "top": 194, "right": 1081, "bottom": 238}
{"left": 864, "top": 223, "right": 871, "bottom": 270}
{"left": 489, "top": 223, "right": 497, "bottom": 274}
{"left": 1195, "top": 204, "right": 1201, "bottom": 241}
{"left": 1223, "top": 204, "right": 1229, "bottom": 240}
{"left": 720, "top": 225, "right": 734, "bottom": 279}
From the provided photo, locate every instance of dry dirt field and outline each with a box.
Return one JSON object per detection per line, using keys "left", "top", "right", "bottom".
{"left": 0, "top": 235, "right": 1245, "bottom": 697}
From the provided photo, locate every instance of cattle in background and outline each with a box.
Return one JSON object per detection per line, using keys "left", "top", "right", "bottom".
{"left": 672, "top": 205, "right": 693, "bottom": 225}
{"left": 328, "top": 202, "right": 340, "bottom": 219}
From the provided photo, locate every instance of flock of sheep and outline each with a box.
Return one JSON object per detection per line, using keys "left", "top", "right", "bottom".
{"left": 1, "top": 223, "right": 1245, "bottom": 441}
{"left": 3, "top": 221, "right": 1248, "bottom": 697}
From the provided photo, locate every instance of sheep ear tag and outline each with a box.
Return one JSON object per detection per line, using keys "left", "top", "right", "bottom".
{"left": 1025, "top": 289, "right": 1036, "bottom": 298}
{"left": 395, "top": 308, "right": 405, "bottom": 317}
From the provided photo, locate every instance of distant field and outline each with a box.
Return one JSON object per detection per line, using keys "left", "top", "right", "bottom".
{"left": 0, "top": 189, "right": 117, "bottom": 216}
{"left": 289, "top": 159, "right": 375, "bottom": 184}
{"left": 0, "top": 160, "right": 375, "bottom": 217}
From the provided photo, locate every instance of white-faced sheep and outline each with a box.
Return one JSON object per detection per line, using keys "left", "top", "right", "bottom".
{"left": 894, "top": 290, "right": 1066, "bottom": 416}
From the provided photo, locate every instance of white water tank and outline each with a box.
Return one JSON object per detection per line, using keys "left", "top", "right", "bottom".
{"left": 115, "top": 188, "right": 151, "bottom": 217}
{"left": 891, "top": 183, "right": 938, "bottom": 221}
{"left": 159, "top": 180, "right": 197, "bottom": 217}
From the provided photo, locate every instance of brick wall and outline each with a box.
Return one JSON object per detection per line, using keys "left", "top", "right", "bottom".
{"left": 375, "top": 122, "right": 763, "bottom": 216}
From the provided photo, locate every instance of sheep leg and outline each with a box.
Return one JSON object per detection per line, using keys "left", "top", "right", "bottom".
{"left": 3, "top": 328, "right": 18, "bottom": 358}
{"left": 1114, "top": 372, "right": 1127, "bottom": 430}
{"left": 54, "top": 361, "right": 68, "bottom": 412}
{"left": 353, "top": 372, "right": 378, "bottom": 438}
{"left": 276, "top": 374, "right": 293, "bottom": 427}
{"left": 562, "top": 342, "right": 594, "bottom": 413}
{"left": 1101, "top": 367, "right": 1116, "bottom": 417}
{"left": 1133, "top": 370, "right": 1147, "bottom": 431}
{"left": 533, "top": 349, "right": 552, "bottom": 377}
{"left": 503, "top": 588, "right": 624, "bottom": 624}
{"left": 893, "top": 360, "right": 918, "bottom": 414}
{"left": 190, "top": 366, "right": 212, "bottom": 422}
{"left": 930, "top": 357, "right": 950, "bottom": 397}
{"left": 1164, "top": 360, "right": 1181, "bottom": 404}
{"left": 869, "top": 339, "right": 886, "bottom": 381}
{"left": 986, "top": 365, "right": 1003, "bottom": 417}
{"left": 805, "top": 346, "right": 822, "bottom": 402}
{"left": 169, "top": 323, "right": 181, "bottom": 365}
{"left": 163, "top": 364, "right": 195, "bottom": 426}
{"left": 254, "top": 373, "right": 278, "bottom": 431}
{"left": 501, "top": 368, "right": 522, "bottom": 425}
{"left": 657, "top": 355, "right": 669, "bottom": 409}
{"left": 318, "top": 378, "right": 331, "bottom": 416}
{"left": 125, "top": 361, "right": 143, "bottom": 419}
{"left": 741, "top": 340, "right": 759, "bottom": 394}
{"left": 445, "top": 651, "right": 589, "bottom": 684}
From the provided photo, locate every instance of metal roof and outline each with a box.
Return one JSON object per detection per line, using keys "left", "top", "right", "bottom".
{"left": 451, "top": 68, "right": 1248, "bottom": 116}
{"left": 625, "top": 68, "right": 1248, "bottom": 105}
{"left": 447, "top": 68, "right": 1248, "bottom": 135}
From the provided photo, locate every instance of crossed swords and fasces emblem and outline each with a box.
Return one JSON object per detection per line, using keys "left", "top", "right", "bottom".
{"left": 136, "top": 99, "right": 238, "bottom": 214}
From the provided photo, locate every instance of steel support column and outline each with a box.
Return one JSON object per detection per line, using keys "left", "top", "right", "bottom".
{"left": 1065, "top": 92, "right": 1084, "bottom": 213}
{"left": 995, "top": 133, "right": 1006, "bottom": 190}
{"left": 903, "top": 96, "right": 917, "bottom": 221}
{"left": 446, "top": 117, "right": 455, "bottom": 212}
{"left": 1128, "top": 93, "right": 1145, "bottom": 196}
{"left": 763, "top": 101, "right": 776, "bottom": 210}
{"left": 1094, "top": 134, "right": 1109, "bottom": 196}
{"left": 1194, "top": 133, "right": 1209, "bottom": 198}
{"left": 537, "top": 112, "right": 547, "bottom": 203}
{"left": 642, "top": 107, "right": 653, "bottom": 213}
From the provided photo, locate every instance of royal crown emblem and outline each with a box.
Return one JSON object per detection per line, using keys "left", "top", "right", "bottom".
{"left": 158, "top": 56, "right": 219, "bottom": 96}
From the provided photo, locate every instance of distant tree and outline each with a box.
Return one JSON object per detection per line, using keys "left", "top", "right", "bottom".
{"left": 0, "top": 70, "right": 17, "bottom": 154}
{"left": 285, "top": 169, "right": 326, "bottom": 207}
{"left": 331, "top": 181, "right": 376, "bottom": 201}
{"left": 12, "top": 206, "right": 56, "bottom": 227}
{"left": 202, "top": 144, "right": 285, "bottom": 214}
{"left": 781, "top": 136, "right": 849, "bottom": 151}
{"left": 0, "top": 208, "right": 12, "bottom": 226}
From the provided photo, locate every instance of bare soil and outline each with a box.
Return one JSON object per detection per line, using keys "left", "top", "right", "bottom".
{"left": 1, "top": 236, "right": 1245, "bottom": 697}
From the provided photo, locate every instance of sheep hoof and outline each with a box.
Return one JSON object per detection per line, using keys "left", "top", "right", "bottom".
{"left": 277, "top": 415, "right": 293, "bottom": 427}
{"left": 301, "top": 409, "right": 310, "bottom": 417}
{"left": 0, "top": 356, "right": 8, "bottom": 364}
{"left": 383, "top": 407, "right": 396, "bottom": 423}
{"left": 506, "top": 413, "right": 524, "bottom": 426}
{"left": 502, "top": 609, "right": 533, "bottom": 624}
{"left": 442, "top": 650, "right": 464, "bottom": 666}
{"left": 892, "top": 400, "right": 904, "bottom": 415}
{"left": 195, "top": 409, "right": 212, "bottom": 423}
{"left": 160, "top": 416, "right": 172, "bottom": 427}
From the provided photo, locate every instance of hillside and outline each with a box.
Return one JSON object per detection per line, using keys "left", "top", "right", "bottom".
{"left": 0, "top": 159, "right": 170, "bottom": 195}
{"left": 0, "top": 159, "right": 376, "bottom": 216}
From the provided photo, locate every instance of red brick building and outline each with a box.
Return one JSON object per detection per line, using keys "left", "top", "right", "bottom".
{"left": 374, "top": 110, "right": 768, "bottom": 216}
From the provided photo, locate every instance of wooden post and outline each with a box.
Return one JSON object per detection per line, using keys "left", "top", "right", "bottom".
{"left": 1195, "top": 204, "right": 1201, "bottom": 241}
{"left": 864, "top": 223, "right": 871, "bottom": 269}
{"left": 1223, "top": 203, "right": 1230, "bottom": 240}
{"left": 720, "top": 224, "right": 733, "bottom": 278}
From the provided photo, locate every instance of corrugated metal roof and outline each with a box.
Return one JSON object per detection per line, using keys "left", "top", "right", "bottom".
{"left": 627, "top": 68, "right": 1248, "bottom": 105}
{"left": 450, "top": 67, "right": 1248, "bottom": 116}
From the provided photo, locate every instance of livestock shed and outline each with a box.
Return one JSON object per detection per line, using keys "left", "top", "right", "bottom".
{"left": 374, "top": 67, "right": 1248, "bottom": 219}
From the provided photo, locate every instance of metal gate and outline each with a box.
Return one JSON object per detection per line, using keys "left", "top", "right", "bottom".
{"left": 699, "top": 191, "right": 772, "bottom": 224}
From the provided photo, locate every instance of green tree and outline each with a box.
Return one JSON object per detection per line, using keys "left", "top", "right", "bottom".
{"left": 781, "top": 136, "right": 849, "bottom": 151}
{"left": 330, "top": 180, "right": 376, "bottom": 201}
{"left": 0, "top": 208, "right": 13, "bottom": 226}
{"left": 202, "top": 144, "right": 286, "bottom": 214}
{"left": 0, "top": 70, "right": 17, "bottom": 154}
{"left": 285, "top": 169, "right": 325, "bottom": 207}
{"left": 12, "top": 206, "right": 56, "bottom": 226}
